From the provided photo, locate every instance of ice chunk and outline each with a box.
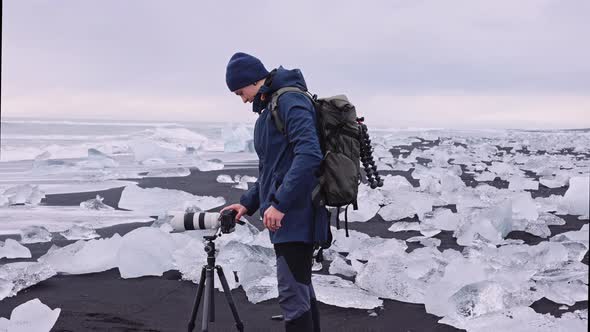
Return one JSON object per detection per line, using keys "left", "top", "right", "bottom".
{"left": 216, "top": 241, "right": 275, "bottom": 272}
{"left": 117, "top": 227, "right": 179, "bottom": 278}
{"left": 534, "top": 195, "right": 562, "bottom": 213}
{"left": 347, "top": 237, "right": 408, "bottom": 263}
{"left": 0, "top": 262, "right": 56, "bottom": 301}
{"left": 550, "top": 224, "right": 589, "bottom": 261}
{"left": 223, "top": 124, "right": 254, "bottom": 153}
{"left": 344, "top": 184, "right": 384, "bottom": 222}
{"left": 193, "top": 158, "right": 224, "bottom": 171}
{"left": 512, "top": 220, "right": 551, "bottom": 238}
{"left": 118, "top": 184, "right": 225, "bottom": 215}
{"left": 540, "top": 175, "right": 569, "bottom": 188}
{"left": 511, "top": 192, "right": 538, "bottom": 221}
{"left": 378, "top": 191, "right": 434, "bottom": 221}
{"left": 406, "top": 236, "right": 441, "bottom": 247}
{"left": 421, "top": 208, "right": 461, "bottom": 231}
{"left": 328, "top": 255, "right": 356, "bottom": 277}
{"left": 140, "top": 157, "right": 166, "bottom": 166}
{"left": 0, "top": 298, "right": 60, "bottom": 332}
{"left": 213, "top": 221, "right": 261, "bottom": 247}
{"left": 250, "top": 228, "right": 273, "bottom": 249}
{"left": 232, "top": 181, "right": 249, "bottom": 190}
{"left": 356, "top": 249, "right": 444, "bottom": 304}
{"left": 0, "top": 205, "right": 153, "bottom": 235}
{"left": 0, "top": 279, "right": 11, "bottom": 300}
{"left": 144, "top": 167, "right": 190, "bottom": 178}
{"left": 0, "top": 239, "right": 32, "bottom": 259}
{"left": 508, "top": 176, "right": 539, "bottom": 191}
{"left": 551, "top": 224, "right": 589, "bottom": 247}
{"left": 487, "top": 162, "right": 515, "bottom": 179}
{"left": 441, "top": 306, "right": 588, "bottom": 332}
{"left": 538, "top": 212, "right": 565, "bottom": 226}
{"left": 475, "top": 171, "right": 497, "bottom": 181}
{"left": 172, "top": 238, "right": 208, "bottom": 282}
{"left": 59, "top": 224, "right": 99, "bottom": 240}
{"left": 238, "top": 262, "right": 278, "bottom": 303}
{"left": 455, "top": 200, "right": 513, "bottom": 246}
{"left": 559, "top": 177, "right": 590, "bottom": 216}
{"left": 424, "top": 258, "right": 490, "bottom": 317}
{"left": 19, "top": 226, "right": 52, "bottom": 244}
{"left": 329, "top": 227, "right": 371, "bottom": 253}
{"left": 216, "top": 174, "right": 235, "bottom": 183}
{"left": 38, "top": 235, "right": 123, "bottom": 274}
{"left": 388, "top": 221, "right": 421, "bottom": 232}
{"left": 80, "top": 195, "right": 114, "bottom": 210}
{"left": 313, "top": 274, "right": 383, "bottom": 309}
{"left": 390, "top": 160, "right": 413, "bottom": 171}
{"left": 3, "top": 185, "right": 45, "bottom": 205}
{"left": 0, "top": 195, "right": 9, "bottom": 207}
{"left": 239, "top": 175, "right": 257, "bottom": 183}
{"left": 440, "top": 173, "right": 466, "bottom": 193}
{"left": 534, "top": 279, "right": 588, "bottom": 306}
{"left": 381, "top": 175, "right": 414, "bottom": 192}
{"left": 419, "top": 226, "right": 441, "bottom": 238}
{"left": 77, "top": 148, "right": 119, "bottom": 169}
{"left": 448, "top": 281, "right": 507, "bottom": 319}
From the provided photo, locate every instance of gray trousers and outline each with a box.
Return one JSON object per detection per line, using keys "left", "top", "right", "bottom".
{"left": 274, "top": 242, "right": 321, "bottom": 332}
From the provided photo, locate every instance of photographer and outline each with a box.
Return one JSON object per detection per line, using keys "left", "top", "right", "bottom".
{"left": 221, "top": 52, "right": 328, "bottom": 332}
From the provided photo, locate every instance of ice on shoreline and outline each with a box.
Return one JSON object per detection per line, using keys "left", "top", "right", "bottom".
{"left": 0, "top": 298, "right": 61, "bottom": 332}
{"left": 118, "top": 184, "right": 225, "bottom": 215}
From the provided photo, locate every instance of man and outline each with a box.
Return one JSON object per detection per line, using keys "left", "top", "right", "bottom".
{"left": 221, "top": 52, "right": 328, "bottom": 332}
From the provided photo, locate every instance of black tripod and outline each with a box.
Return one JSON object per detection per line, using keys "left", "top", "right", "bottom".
{"left": 188, "top": 235, "right": 244, "bottom": 332}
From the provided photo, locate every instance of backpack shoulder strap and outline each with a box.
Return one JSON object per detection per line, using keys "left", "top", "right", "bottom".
{"left": 269, "top": 87, "right": 313, "bottom": 136}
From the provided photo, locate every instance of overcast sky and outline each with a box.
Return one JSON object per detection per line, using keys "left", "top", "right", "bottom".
{"left": 2, "top": 0, "right": 589, "bottom": 129}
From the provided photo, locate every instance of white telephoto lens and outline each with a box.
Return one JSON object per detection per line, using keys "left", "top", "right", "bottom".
{"left": 169, "top": 211, "right": 220, "bottom": 231}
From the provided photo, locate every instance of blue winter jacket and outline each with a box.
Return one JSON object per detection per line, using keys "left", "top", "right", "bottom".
{"left": 239, "top": 67, "right": 329, "bottom": 244}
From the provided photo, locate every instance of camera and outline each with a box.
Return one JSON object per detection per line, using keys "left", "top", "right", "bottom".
{"left": 169, "top": 209, "right": 243, "bottom": 234}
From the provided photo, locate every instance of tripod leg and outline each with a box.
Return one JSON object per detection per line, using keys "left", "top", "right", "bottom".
{"left": 188, "top": 266, "right": 207, "bottom": 332}
{"left": 216, "top": 266, "right": 244, "bottom": 331}
{"left": 210, "top": 269, "right": 215, "bottom": 323}
{"left": 201, "top": 267, "right": 214, "bottom": 332}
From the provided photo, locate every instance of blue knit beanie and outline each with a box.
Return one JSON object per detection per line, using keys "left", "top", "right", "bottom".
{"left": 225, "top": 52, "right": 270, "bottom": 92}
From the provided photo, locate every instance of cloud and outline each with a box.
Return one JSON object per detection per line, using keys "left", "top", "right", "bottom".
{"left": 2, "top": 0, "right": 589, "bottom": 128}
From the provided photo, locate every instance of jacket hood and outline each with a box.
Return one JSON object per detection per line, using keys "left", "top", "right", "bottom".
{"left": 252, "top": 66, "right": 308, "bottom": 113}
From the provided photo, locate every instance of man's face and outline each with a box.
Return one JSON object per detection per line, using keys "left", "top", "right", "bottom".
{"left": 234, "top": 84, "right": 260, "bottom": 104}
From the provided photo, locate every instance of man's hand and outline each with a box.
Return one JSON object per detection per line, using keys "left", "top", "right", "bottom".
{"left": 263, "top": 206, "right": 285, "bottom": 232}
{"left": 220, "top": 204, "right": 248, "bottom": 221}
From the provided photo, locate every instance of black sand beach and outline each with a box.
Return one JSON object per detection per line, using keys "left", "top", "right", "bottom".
{"left": 0, "top": 140, "right": 588, "bottom": 331}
